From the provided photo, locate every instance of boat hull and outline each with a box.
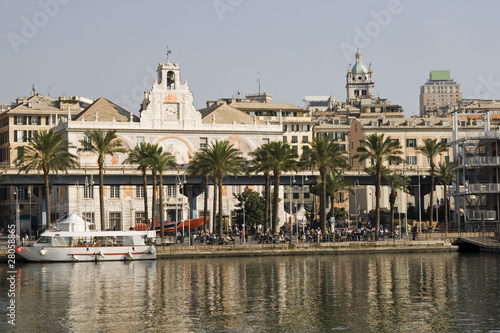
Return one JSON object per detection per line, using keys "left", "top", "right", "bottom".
{"left": 155, "top": 218, "right": 205, "bottom": 234}
{"left": 17, "top": 245, "right": 156, "bottom": 262}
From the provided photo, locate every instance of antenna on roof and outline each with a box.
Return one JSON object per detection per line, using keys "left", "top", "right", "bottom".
{"left": 257, "top": 69, "right": 261, "bottom": 94}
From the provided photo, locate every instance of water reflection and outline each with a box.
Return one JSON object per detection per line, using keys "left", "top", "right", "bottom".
{"left": 1, "top": 253, "right": 499, "bottom": 332}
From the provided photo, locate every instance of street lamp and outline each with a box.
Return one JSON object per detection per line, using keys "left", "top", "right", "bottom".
{"left": 28, "top": 186, "right": 31, "bottom": 240}
{"left": 242, "top": 198, "right": 245, "bottom": 245}
{"left": 418, "top": 171, "right": 426, "bottom": 235}
{"left": 289, "top": 175, "right": 296, "bottom": 242}
{"left": 14, "top": 187, "right": 20, "bottom": 245}
{"left": 354, "top": 179, "right": 359, "bottom": 229}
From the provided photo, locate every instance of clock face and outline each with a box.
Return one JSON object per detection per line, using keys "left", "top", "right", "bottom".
{"left": 164, "top": 103, "right": 178, "bottom": 119}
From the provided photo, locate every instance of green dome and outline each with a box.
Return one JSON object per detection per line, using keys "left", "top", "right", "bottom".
{"left": 352, "top": 63, "right": 368, "bottom": 74}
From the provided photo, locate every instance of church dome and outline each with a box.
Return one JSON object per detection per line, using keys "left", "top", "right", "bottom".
{"left": 351, "top": 63, "right": 368, "bottom": 74}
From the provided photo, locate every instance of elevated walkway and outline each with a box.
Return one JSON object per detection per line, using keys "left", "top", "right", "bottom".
{"left": 455, "top": 236, "right": 500, "bottom": 253}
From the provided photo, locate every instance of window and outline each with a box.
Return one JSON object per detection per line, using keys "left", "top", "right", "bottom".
{"left": 445, "top": 155, "right": 450, "bottom": 163}
{"left": 14, "top": 131, "right": 27, "bottom": 142}
{"left": 136, "top": 185, "right": 144, "bottom": 198}
{"left": 84, "top": 185, "right": 94, "bottom": 199}
{"left": 109, "top": 185, "right": 120, "bottom": 199}
{"left": 283, "top": 136, "right": 287, "bottom": 143}
{"left": 406, "top": 156, "right": 417, "bottom": 165}
{"left": 406, "top": 139, "right": 417, "bottom": 148}
{"left": 441, "top": 138, "right": 448, "bottom": 144}
{"left": 200, "top": 137, "right": 207, "bottom": 149}
{"left": 291, "top": 136, "right": 298, "bottom": 143}
{"left": 293, "top": 193, "right": 299, "bottom": 199}
{"left": 425, "top": 121, "right": 431, "bottom": 127}
{"left": 109, "top": 212, "right": 121, "bottom": 230}
{"left": 391, "top": 139, "right": 400, "bottom": 145}
{"left": 283, "top": 125, "right": 288, "bottom": 131}
{"left": 135, "top": 212, "right": 146, "bottom": 225}
{"left": 302, "top": 136, "right": 309, "bottom": 143}
{"left": 82, "top": 212, "right": 95, "bottom": 226}
{"left": 291, "top": 146, "right": 298, "bottom": 154}
{"left": 14, "top": 116, "right": 27, "bottom": 125}
{"left": 166, "top": 185, "right": 176, "bottom": 198}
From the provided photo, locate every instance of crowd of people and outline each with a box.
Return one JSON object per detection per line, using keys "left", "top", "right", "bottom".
{"left": 178, "top": 223, "right": 405, "bottom": 245}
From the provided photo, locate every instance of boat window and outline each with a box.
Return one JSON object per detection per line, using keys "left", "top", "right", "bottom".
{"left": 36, "top": 236, "right": 52, "bottom": 244}
{"left": 53, "top": 236, "right": 70, "bottom": 247}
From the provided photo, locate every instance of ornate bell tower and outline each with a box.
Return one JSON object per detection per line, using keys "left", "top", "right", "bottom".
{"left": 139, "top": 55, "right": 201, "bottom": 128}
{"left": 346, "top": 49, "right": 374, "bottom": 105}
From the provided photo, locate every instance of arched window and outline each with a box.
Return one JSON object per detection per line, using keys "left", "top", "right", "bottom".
{"left": 167, "top": 71, "right": 175, "bottom": 90}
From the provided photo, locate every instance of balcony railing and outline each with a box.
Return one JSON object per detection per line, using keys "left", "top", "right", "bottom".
{"left": 455, "top": 183, "right": 500, "bottom": 194}
{"left": 467, "top": 210, "right": 497, "bottom": 221}
{"left": 462, "top": 156, "right": 500, "bottom": 167}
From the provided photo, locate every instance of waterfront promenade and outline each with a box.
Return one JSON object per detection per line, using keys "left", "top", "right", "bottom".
{"left": 1, "top": 233, "right": 462, "bottom": 262}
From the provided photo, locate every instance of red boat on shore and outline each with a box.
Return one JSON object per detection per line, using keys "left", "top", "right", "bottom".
{"left": 153, "top": 218, "right": 205, "bottom": 234}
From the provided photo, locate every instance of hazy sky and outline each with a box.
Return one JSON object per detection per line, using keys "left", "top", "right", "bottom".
{"left": 1, "top": 0, "right": 498, "bottom": 116}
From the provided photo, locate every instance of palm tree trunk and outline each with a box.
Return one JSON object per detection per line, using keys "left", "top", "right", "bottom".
{"left": 159, "top": 175, "right": 164, "bottom": 240}
{"left": 375, "top": 168, "right": 381, "bottom": 241}
{"left": 152, "top": 171, "right": 157, "bottom": 230}
{"left": 218, "top": 178, "right": 223, "bottom": 237}
{"left": 142, "top": 170, "right": 148, "bottom": 226}
{"left": 212, "top": 178, "right": 218, "bottom": 234}
{"left": 430, "top": 173, "right": 435, "bottom": 229}
{"left": 264, "top": 172, "right": 270, "bottom": 234}
{"left": 389, "top": 192, "right": 395, "bottom": 240}
{"left": 203, "top": 175, "right": 208, "bottom": 233}
{"left": 44, "top": 172, "right": 51, "bottom": 230}
{"left": 272, "top": 173, "right": 280, "bottom": 235}
{"left": 444, "top": 184, "right": 448, "bottom": 238}
{"left": 320, "top": 170, "right": 327, "bottom": 233}
{"left": 99, "top": 163, "right": 105, "bottom": 231}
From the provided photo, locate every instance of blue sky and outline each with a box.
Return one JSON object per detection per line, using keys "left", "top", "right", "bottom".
{"left": 1, "top": 0, "right": 498, "bottom": 116}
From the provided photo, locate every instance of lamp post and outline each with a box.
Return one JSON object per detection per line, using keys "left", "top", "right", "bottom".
{"left": 418, "top": 171, "right": 422, "bottom": 235}
{"left": 289, "top": 175, "right": 295, "bottom": 242}
{"left": 301, "top": 174, "right": 306, "bottom": 240}
{"left": 14, "top": 187, "right": 20, "bottom": 245}
{"left": 354, "top": 179, "right": 359, "bottom": 229}
{"left": 28, "top": 186, "right": 31, "bottom": 240}
{"left": 242, "top": 198, "right": 245, "bottom": 245}
{"left": 175, "top": 175, "right": 178, "bottom": 243}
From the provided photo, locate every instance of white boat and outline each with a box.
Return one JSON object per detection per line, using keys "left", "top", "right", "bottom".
{"left": 16, "top": 212, "right": 156, "bottom": 262}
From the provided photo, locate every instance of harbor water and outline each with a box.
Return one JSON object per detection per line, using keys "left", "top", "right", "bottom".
{"left": 1, "top": 252, "right": 500, "bottom": 332}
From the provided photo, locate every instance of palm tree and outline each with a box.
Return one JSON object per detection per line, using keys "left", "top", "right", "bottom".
{"left": 312, "top": 170, "right": 352, "bottom": 223}
{"left": 417, "top": 138, "right": 447, "bottom": 228}
{"left": 384, "top": 171, "right": 410, "bottom": 239}
{"left": 356, "top": 133, "right": 403, "bottom": 240}
{"left": 79, "top": 130, "right": 125, "bottom": 231}
{"left": 436, "top": 161, "right": 456, "bottom": 237}
{"left": 202, "top": 140, "right": 245, "bottom": 237}
{"left": 250, "top": 144, "right": 273, "bottom": 234}
{"left": 301, "top": 136, "right": 348, "bottom": 233}
{"left": 188, "top": 149, "right": 215, "bottom": 233}
{"left": 266, "top": 141, "right": 298, "bottom": 235}
{"left": 146, "top": 144, "right": 163, "bottom": 229}
{"left": 123, "top": 142, "right": 156, "bottom": 227}
{"left": 17, "top": 130, "right": 78, "bottom": 230}
{"left": 150, "top": 148, "right": 177, "bottom": 240}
